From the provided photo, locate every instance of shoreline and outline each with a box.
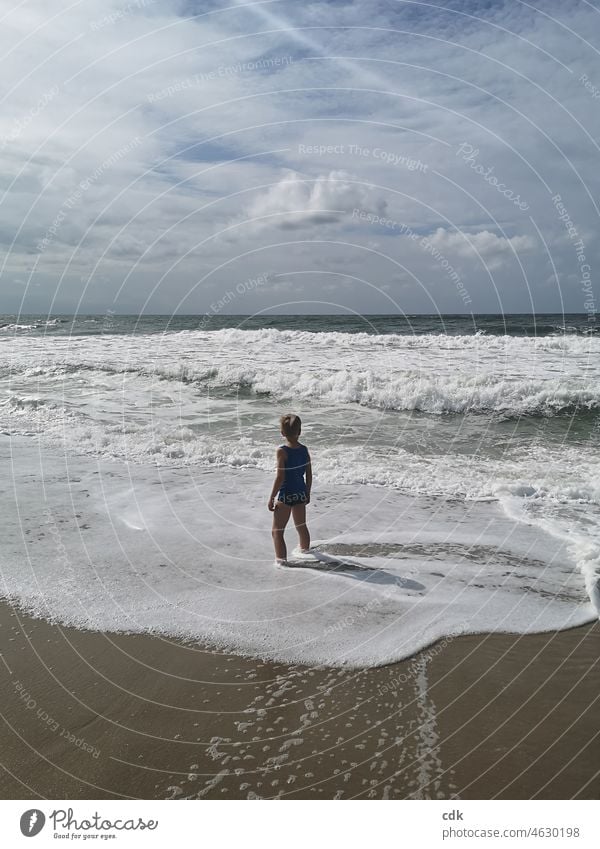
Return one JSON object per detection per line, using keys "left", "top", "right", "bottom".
{"left": 1, "top": 600, "right": 598, "bottom": 800}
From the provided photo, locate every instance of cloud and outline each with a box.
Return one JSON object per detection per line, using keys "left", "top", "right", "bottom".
{"left": 243, "top": 170, "right": 388, "bottom": 230}
{"left": 428, "top": 227, "right": 535, "bottom": 258}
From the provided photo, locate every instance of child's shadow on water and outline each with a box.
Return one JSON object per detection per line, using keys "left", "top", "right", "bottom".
{"left": 287, "top": 550, "right": 425, "bottom": 591}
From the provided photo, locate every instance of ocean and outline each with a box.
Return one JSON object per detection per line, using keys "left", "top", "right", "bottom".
{"left": 1, "top": 313, "right": 598, "bottom": 667}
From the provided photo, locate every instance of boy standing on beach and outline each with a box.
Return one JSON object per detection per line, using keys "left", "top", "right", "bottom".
{"left": 268, "top": 414, "right": 312, "bottom": 566}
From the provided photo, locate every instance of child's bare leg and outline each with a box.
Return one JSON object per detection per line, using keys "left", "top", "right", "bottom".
{"left": 272, "top": 503, "right": 291, "bottom": 560}
{"left": 292, "top": 504, "right": 310, "bottom": 551}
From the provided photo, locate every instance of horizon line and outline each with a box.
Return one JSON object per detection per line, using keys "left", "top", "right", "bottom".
{"left": 1, "top": 311, "right": 594, "bottom": 318}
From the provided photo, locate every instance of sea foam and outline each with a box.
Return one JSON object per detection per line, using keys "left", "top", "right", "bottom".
{"left": 0, "top": 438, "right": 594, "bottom": 668}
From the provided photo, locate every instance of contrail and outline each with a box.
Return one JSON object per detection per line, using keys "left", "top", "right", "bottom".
{"left": 231, "top": 0, "right": 392, "bottom": 92}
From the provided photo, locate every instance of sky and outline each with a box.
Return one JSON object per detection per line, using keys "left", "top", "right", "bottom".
{"left": 1, "top": 0, "right": 599, "bottom": 316}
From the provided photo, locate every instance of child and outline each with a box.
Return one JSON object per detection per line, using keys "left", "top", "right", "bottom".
{"left": 268, "top": 413, "right": 312, "bottom": 566}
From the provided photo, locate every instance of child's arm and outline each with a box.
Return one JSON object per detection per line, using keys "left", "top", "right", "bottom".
{"left": 305, "top": 449, "right": 312, "bottom": 504}
{"left": 268, "top": 447, "right": 286, "bottom": 511}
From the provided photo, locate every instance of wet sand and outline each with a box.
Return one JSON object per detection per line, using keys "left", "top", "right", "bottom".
{"left": 0, "top": 600, "right": 598, "bottom": 799}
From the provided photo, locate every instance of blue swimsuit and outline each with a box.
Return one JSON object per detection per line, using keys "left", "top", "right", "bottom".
{"left": 277, "top": 444, "right": 309, "bottom": 506}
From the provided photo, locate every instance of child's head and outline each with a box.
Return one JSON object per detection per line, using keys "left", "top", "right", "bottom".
{"left": 280, "top": 413, "right": 301, "bottom": 440}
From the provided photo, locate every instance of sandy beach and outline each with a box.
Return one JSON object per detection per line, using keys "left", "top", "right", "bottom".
{"left": 1, "top": 600, "right": 597, "bottom": 800}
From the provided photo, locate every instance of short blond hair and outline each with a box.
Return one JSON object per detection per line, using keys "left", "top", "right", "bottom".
{"left": 280, "top": 413, "right": 301, "bottom": 439}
